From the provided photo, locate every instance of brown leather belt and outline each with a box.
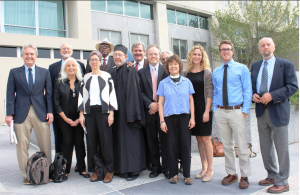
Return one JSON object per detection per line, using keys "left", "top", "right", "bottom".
{"left": 217, "top": 104, "right": 242, "bottom": 110}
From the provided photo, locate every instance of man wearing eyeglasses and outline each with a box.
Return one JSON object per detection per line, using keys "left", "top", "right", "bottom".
{"left": 212, "top": 40, "right": 252, "bottom": 189}
{"left": 48, "top": 43, "right": 85, "bottom": 156}
{"left": 86, "top": 38, "right": 115, "bottom": 74}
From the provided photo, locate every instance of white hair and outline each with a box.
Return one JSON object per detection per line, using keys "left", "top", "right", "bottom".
{"left": 60, "top": 43, "right": 73, "bottom": 50}
{"left": 59, "top": 57, "right": 83, "bottom": 82}
{"left": 161, "top": 51, "right": 173, "bottom": 56}
{"left": 21, "top": 44, "right": 38, "bottom": 56}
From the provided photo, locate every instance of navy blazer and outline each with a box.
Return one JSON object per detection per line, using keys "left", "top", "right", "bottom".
{"left": 138, "top": 64, "right": 168, "bottom": 124}
{"left": 6, "top": 65, "right": 53, "bottom": 124}
{"left": 251, "top": 57, "right": 298, "bottom": 127}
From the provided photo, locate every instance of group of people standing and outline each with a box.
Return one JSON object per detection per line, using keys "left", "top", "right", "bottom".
{"left": 5, "top": 36, "right": 298, "bottom": 193}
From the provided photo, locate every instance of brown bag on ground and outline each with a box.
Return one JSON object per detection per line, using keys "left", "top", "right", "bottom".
{"left": 212, "top": 137, "right": 225, "bottom": 157}
{"left": 27, "top": 152, "right": 49, "bottom": 185}
{"left": 234, "top": 143, "right": 257, "bottom": 158}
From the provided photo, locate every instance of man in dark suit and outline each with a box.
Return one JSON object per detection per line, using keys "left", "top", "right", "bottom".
{"left": 127, "top": 41, "right": 149, "bottom": 70}
{"left": 48, "top": 43, "right": 85, "bottom": 154}
{"left": 5, "top": 44, "right": 53, "bottom": 184}
{"left": 138, "top": 44, "right": 169, "bottom": 179}
{"left": 86, "top": 38, "right": 115, "bottom": 74}
{"left": 251, "top": 37, "right": 298, "bottom": 194}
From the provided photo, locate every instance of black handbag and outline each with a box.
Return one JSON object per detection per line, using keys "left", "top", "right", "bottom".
{"left": 49, "top": 152, "right": 68, "bottom": 183}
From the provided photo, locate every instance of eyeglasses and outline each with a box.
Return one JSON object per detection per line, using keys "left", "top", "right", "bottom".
{"left": 89, "top": 59, "right": 100, "bottom": 62}
{"left": 100, "top": 45, "right": 110, "bottom": 48}
{"left": 72, "top": 88, "right": 76, "bottom": 97}
{"left": 113, "top": 53, "right": 125, "bottom": 57}
{"left": 161, "top": 58, "right": 168, "bottom": 61}
{"left": 219, "top": 48, "right": 233, "bottom": 52}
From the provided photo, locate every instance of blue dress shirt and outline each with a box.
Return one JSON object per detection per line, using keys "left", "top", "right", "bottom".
{"left": 24, "top": 64, "right": 36, "bottom": 84}
{"left": 212, "top": 60, "right": 252, "bottom": 113}
{"left": 157, "top": 76, "right": 195, "bottom": 117}
{"left": 256, "top": 55, "right": 275, "bottom": 94}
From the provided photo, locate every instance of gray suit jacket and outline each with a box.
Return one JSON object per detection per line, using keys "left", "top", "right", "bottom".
{"left": 86, "top": 55, "right": 116, "bottom": 74}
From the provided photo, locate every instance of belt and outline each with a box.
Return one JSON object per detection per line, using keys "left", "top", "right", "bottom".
{"left": 217, "top": 104, "right": 242, "bottom": 110}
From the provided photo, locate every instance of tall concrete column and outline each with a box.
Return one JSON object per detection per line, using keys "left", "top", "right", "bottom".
{"left": 66, "top": 1, "right": 92, "bottom": 40}
{"left": 153, "top": 2, "right": 169, "bottom": 51}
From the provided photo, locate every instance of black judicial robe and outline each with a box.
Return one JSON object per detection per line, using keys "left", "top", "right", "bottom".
{"left": 111, "top": 64, "right": 146, "bottom": 176}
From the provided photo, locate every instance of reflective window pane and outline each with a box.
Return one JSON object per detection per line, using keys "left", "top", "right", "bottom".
{"left": 107, "top": 1, "right": 123, "bottom": 15}
{"left": 173, "top": 39, "right": 179, "bottom": 56}
{"left": 130, "top": 34, "right": 139, "bottom": 48}
{"left": 140, "top": 35, "right": 149, "bottom": 49}
{"left": 180, "top": 40, "right": 187, "bottom": 59}
{"left": 91, "top": 1, "right": 106, "bottom": 11}
{"left": 0, "top": 47, "right": 17, "bottom": 57}
{"left": 100, "top": 30, "right": 110, "bottom": 41}
{"left": 189, "top": 14, "right": 198, "bottom": 28}
{"left": 73, "top": 50, "right": 80, "bottom": 60}
{"left": 140, "top": 3, "right": 153, "bottom": 19}
{"left": 177, "top": 11, "right": 187, "bottom": 26}
{"left": 38, "top": 49, "right": 50, "bottom": 58}
{"left": 167, "top": 9, "right": 176, "bottom": 24}
{"left": 124, "top": 0, "right": 139, "bottom": 17}
{"left": 38, "top": 1, "right": 65, "bottom": 30}
{"left": 200, "top": 16, "right": 209, "bottom": 30}
{"left": 83, "top": 51, "right": 93, "bottom": 60}
{"left": 39, "top": 29, "right": 65, "bottom": 37}
{"left": 5, "top": 26, "right": 35, "bottom": 35}
{"left": 194, "top": 42, "right": 206, "bottom": 49}
{"left": 54, "top": 49, "right": 61, "bottom": 59}
{"left": 4, "top": 1, "right": 35, "bottom": 27}
{"left": 111, "top": 31, "right": 121, "bottom": 45}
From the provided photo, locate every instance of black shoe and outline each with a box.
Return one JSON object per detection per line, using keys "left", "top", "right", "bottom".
{"left": 126, "top": 173, "right": 139, "bottom": 181}
{"left": 149, "top": 170, "right": 162, "bottom": 178}
{"left": 79, "top": 172, "right": 90, "bottom": 178}
{"left": 163, "top": 171, "right": 170, "bottom": 179}
{"left": 74, "top": 165, "right": 79, "bottom": 172}
{"left": 62, "top": 174, "right": 68, "bottom": 181}
{"left": 178, "top": 164, "right": 183, "bottom": 174}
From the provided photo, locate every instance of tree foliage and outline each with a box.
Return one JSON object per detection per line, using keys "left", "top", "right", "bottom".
{"left": 209, "top": 0, "right": 299, "bottom": 69}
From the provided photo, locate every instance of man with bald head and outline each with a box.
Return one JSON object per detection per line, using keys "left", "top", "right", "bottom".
{"left": 49, "top": 43, "right": 85, "bottom": 154}
{"left": 251, "top": 37, "right": 298, "bottom": 194}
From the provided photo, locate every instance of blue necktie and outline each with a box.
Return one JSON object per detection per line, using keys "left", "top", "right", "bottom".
{"left": 28, "top": 68, "right": 33, "bottom": 92}
{"left": 259, "top": 61, "right": 268, "bottom": 95}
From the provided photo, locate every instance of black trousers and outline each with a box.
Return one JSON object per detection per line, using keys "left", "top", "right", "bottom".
{"left": 165, "top": 114, "right": 191, "bottom": 178}
{"left": 85, "top": 106, "right": 114, "bottom": 173}
{"left": 53, "top": 117, "right": 64, "bottom": 153}
{"left": 145, "top": 112, "right": 168, "bottom": 173}
{"left": 57, "top": 116, "right": 86, "bottom": 174}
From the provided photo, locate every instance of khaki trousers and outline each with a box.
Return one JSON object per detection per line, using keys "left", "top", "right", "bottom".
{"left": 214, "top": 107, "right": 251, "bottom": 177}
{"left": 14, "top": 105, "right": 52, "bottom": 179}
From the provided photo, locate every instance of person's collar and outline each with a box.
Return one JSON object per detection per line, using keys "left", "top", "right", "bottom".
{"left": 117, "top": 63, "right": 125, "bottom": 70}
{"left": 103, "top": 56, "right": 109, "bottom": 61}
{"left": 134, "top": 59, "right": 144, "bottom": 66}
{"left": 263, "top": 55, "right": 275, "bottom": 64}
{"left": 149, "top": 63, "right": 159, "bottom": 69}
{"left": 170, "top": 74, "right": 180, "bottom": 78}
{"left": 24, "top": 64, "right": 36, "bottom": 71}
{"left": 222, "top": 59, "right": 234, "bottom": 67}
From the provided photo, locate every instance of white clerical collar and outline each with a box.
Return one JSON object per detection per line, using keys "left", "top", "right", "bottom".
{"left": 170, "top": 74, "right": 180, "bottom": 78}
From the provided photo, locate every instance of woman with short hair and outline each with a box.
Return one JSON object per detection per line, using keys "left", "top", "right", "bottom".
{"left": 157, "top": 54, "right": 195, "bottom": 185}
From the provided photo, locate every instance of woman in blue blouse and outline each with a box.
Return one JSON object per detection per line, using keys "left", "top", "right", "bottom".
{"left": 157, "top": 54, "right": 195, "bottom": 185}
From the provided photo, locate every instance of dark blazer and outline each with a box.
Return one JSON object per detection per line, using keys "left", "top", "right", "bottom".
{"left": 49, "top": 60, "right": 85, "bottom": 97}
{"left": 131, "top": 59, "right": 149, "bottom": 69}
{"left": 6, "top": 65, "right": 53, "bottom": 124}
{"left": 251, "top": 57, "right": 298, "bottom": 127}
{"left": 138, "top": 64, "right": 168, "bottom": 124}
{"left": 86, "top": 55, "right": 116, "bottom": 74}
{"left": 54, "top": 78, "right": 81, "bottom": 118}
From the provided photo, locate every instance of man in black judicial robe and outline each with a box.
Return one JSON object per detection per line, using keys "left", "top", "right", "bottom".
{"left": 111, "top": 44, "right": 146, "bottom": 181}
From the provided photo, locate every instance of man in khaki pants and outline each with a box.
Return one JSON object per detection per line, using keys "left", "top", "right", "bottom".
{"left": 212, "top": 40, "right": 252, "bottom": 189}
{"left": 5, "top": 44, "right": 53, "bottom": 184}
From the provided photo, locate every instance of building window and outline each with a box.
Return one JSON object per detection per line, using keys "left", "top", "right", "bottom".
{"left": 167, "top": 9, "right": 208, "bottom": 30}
{"left": 130, "top": 33, "right": 149, "bottom": 50}
{"left": 0, "top": 47, "right": 17, "bottom": 57}
{"left": 83, "top": 51, "right": 93, "bottom": 60}
{"left": 100, "top": 30, "right": 122, "bottom": 46}
{"left": 91, "top": 0, "right": 153, "bottom": 20}
{"left": 173, "top": 39, "right": 187, "bottom": 59}
{"left": 3, "top": 1, "right": 66, "bottom": 37}
{"left": 37, "top": 49, "right": 51, "bottom": 58}
{"left": 72, "top": 50, "right": 81, "bottom": 60}
{"left": 194, "top": 42, "right": 206, "bottom": 49}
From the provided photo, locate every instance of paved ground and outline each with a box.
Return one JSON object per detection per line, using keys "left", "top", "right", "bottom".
{"left": 0, "top": 125, "right": 298, "bottom": 195}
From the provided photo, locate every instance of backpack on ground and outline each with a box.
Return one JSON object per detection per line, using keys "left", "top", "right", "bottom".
{"left": 93, "top": 152, "right": 107, "bottom": 181}
{"left": 27, "top": 151, "right": 49, "bottom": 185}
{"left": 49, "top": 152, "right": 67, "bottom": 183}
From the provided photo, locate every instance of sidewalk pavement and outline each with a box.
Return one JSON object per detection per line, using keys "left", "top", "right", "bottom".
{"left": 0, "top": 125, "right": 298, "bottom": 195}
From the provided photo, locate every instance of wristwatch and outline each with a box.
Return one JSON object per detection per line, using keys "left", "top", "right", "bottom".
{"left": 160, "top": 121, "right": 165, "bottom": 124}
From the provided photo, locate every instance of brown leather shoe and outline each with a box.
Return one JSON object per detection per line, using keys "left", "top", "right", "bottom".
{"left": 259, "top": 178, "right": 274, "bottom": 186}
{"left": 103, "top": 172, "right": 113, "bottom": 183}
{"left": 239, "top": 177, "right": 249, "bottom": 189}
{"left": 267, "top": 184, "right": 289, "bottom": 194}
{"left": 23, "top": 178, "right": 32, "bottom": 185}
{"left": 90, "top": 171, "right": 98, "bottom": 182}
{"left": 222, "top": 174, "right": 238, "bottom": 185}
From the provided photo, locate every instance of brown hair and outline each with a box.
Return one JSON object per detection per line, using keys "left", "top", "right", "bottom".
{"left": 165, "top": 54, "right": 183, "bottom": 75}
{"left": 219, "top": 40, "right": 234, "bottom": 51}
